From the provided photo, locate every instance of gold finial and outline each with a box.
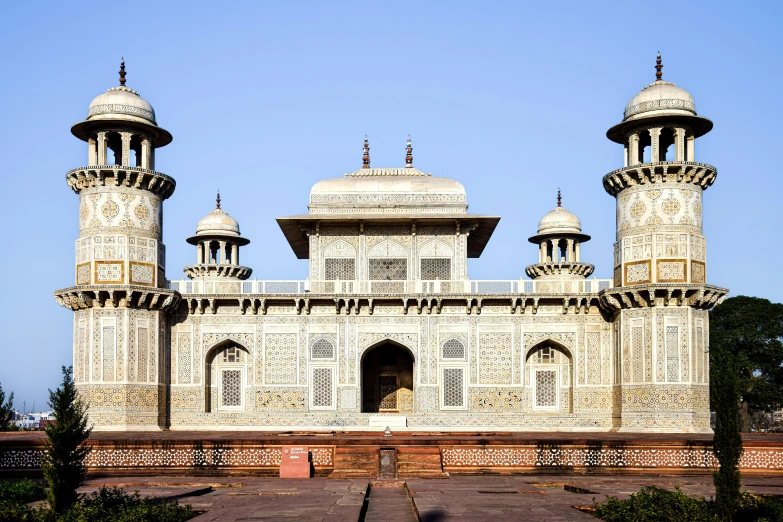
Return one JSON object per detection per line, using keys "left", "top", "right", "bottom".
{"left": 655, "top": 52, "right": 663, "bottom": 81}
{"left": 119, "top": 58, "right": 127, "bottom": 86}
{"left": 557, "top": 188, "right": 562, "bottom": 207}
{"left": 216, "top": 191, "right": 221, "bottom": 209}
{"left": 362, "top": 136, "right": 370, "bottom": 169}
{"left": 405, "top": 135, "right": 413, "bottom": 168}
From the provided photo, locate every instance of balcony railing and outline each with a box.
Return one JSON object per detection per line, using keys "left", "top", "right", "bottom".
{"left": 168, "top": 278, "right": 612, "bottom": 296}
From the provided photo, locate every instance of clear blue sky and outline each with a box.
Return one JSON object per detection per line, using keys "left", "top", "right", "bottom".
{"left": 1, "top": 1, "right": 781, "bottom": 411}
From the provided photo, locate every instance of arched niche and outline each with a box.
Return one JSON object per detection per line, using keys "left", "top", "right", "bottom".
{"left": 204, "top": 340, "right": 251, "bottom": 413}
{"left": 359, "top": 339, "right": 416, "bottom": 414}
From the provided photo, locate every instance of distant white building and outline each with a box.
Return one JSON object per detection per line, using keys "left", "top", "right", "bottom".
{"left": 13, "top": 412, "right": 54, "bottom": 430}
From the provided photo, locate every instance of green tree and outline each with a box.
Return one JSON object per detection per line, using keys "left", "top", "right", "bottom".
{"left": 42, "top": 365, "right": 92, "bottom": 513}
{"left": 710, "top": 296, "right": 783, "bottom": 432}
{"left": 0, "top": 382, "right": 13, "bottom": 430}
{"left": 710, "top": 334, "right": 743, "bottom": 521}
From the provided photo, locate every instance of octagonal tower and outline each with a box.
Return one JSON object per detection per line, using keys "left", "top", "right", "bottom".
{"left": 600, "top": 55, "right": 727, "bottom": 432}
{"left": 54, "top": 61, "right": 180, "bottom": 430}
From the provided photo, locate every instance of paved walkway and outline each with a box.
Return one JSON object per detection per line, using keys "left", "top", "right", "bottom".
{"left": 74, "top": 474, "right": 783, "bottom": 521}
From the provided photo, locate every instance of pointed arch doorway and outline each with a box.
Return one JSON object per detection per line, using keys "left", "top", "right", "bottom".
{"left": 361, "top": 342, "right": 414, "bottom": 413}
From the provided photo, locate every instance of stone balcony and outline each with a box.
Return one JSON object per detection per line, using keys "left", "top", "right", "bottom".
{"left": 602, "top": 161, "right": 717, "bottom": 196}
{"left": 65, "top": 165, "right": 176, "bottom": 200}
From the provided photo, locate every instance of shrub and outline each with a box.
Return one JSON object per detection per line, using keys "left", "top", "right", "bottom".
{"left": 0, "top": 479, "right": 46, "bottom": 504}
{"left": 594, "top": 486, "right": 718, "bottom": 522}
{"left": 0, "top": 486, "right": 196, "bottom": 522}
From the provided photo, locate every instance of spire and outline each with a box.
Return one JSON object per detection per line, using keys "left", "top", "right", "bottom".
{"left": 119, "top": 58, "right": 127, "bottom": 86}
{"left": 557, "top": 188, "right": 562, "bottom": 207}
{"left": 362, "top": 136, "right": 370, "bottom": 169}
{"left": 216, "top": 191, "right": 221, "bottom": 209}
{"left": 655, "top": 52, "right": 662, "bottom": 81}
{"left": 405, "top": 135, "right": 413, "bottom": 168}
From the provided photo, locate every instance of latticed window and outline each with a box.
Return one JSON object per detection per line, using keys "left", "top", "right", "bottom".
{"left": 312, "top": 368, "right": 333, "bottom": 408}
{"left": 369, "top": 258, "right": 407, "bottom": 280}
{"left": 311, "top": 338, "right": 334, "bottom": 360}
{"left": 442, "top": 339, "right": 465, "bottom": 359}
{"left": 535, "top": 370, "right": 557, "bottom": 408}
{"left": 420, "top": 258, "right": 451, "bottom": 280}
{"left": 221, "top": 345, "right": 244, "bottom": 363}
{"left": 325, "top": 258, "right": 355, "bottom": 280}
{"left": 221, "top": 369, "right": 242, "bottom": 407}
{"left": 537, "top": 346, "right": 554, "bottom": 363}
{"left": 442, "top": 368, "right": 464, "bottom": 407}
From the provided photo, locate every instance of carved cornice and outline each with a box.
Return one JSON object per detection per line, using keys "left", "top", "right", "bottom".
{"left": 183, "top": 264, "right": 253, "bottom": 280}
{"left": 65, "top": 166, "right": 176, "bottom": 200}
{"left": 525, "top": 262, "right": 595, "bottom": 279}
{"left": 54, "top": 285, "right": 180, "bottom": 311}
{"left": 602, "top": 161, "right": 716, "bottom": 196}
{"left": 598, "top": 283, "right": 728, "bottom": 313}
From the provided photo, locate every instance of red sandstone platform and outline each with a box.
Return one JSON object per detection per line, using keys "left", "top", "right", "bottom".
{"left": 2, "top": 431, "right": 782, "bottom": 478}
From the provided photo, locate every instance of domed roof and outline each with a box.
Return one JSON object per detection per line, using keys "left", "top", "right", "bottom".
{"left": 309, "top": 168, "right": 467, "bottom": 214}
{"left": 623, "top": 81, "right": 695, "bottom": 122}
{"left": 537, "top": 205, "right": 582, "bottom": 235}
{"left": 528, "top": 192, "right": 591, "bottom": 243}
{"left": 86, "top": 85, "right": 157, "bottom": 126}
{"left": 196, "top": 208, "right": 240, "bottom": 236}
{"left": 71, "top": 61, "right": 172, "bottom": 147}
{"left": 606, "top": 55, "right": 712, "bottom": 143}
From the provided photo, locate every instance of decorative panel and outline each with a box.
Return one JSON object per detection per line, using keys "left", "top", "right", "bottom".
{"left": 666, "top": 324, "right": 679, "bottom": 382}
{"left": 657, "top": 259, "right": 687, "bottom": 283}
{"left": 692, "top": 260, "right": 706, "bottom": 283}
{"left": 632, "top": 324, "right": 644, "bottom": 383}
{"left": 220, "top": 369, "right": 242, "bottom": 408}
{"left": 130, "top": 262, "right": 155, "bottom": 286}
{"left": 177, "top": 332, "right": 192, "bottom": 385}
{"left": 310, "top": 338, "right": 335, "bottom": 360}
{"left": 625, "top": 260, "right": 651, "bottom": 285}
{"left": 101, "top": 325, "right": 116, "bottom": 381}
{"left": 479, "top": 333, "right": 512, "bottom": 384}
{"left": 95, "top": 262, "right": 124, "bottom": 283}
{"left": 76, "top": 262, "right": 91, "bottom": 285}
{"left": 265, "top": 334, "right": 298, "bottom": 385}
{"left": 586, "top": 332, "right": 600, "bottom": 384}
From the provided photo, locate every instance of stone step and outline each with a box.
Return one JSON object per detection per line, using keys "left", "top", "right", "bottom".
{"left": 329, "top": 446, "right": 379, "bottom": 479}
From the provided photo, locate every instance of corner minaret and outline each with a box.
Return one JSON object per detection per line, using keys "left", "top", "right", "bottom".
{"left": 526, "top": 190, "right": 594, "bottom": 280}
{"left": 184, "top": 194, "right": 252, "bottom": 280}
{"left": 55, "top": 60, "right": 179, "bottom": 430}
{"left": 600, "top": 55, "right": 727, "bottom": 433}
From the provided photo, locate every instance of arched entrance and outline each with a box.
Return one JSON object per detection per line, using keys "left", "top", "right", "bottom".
{"left": 205, "top": 341, "right": 250, "bottom": 413}
{"left": 526, "top": 341, "right": 573, "bottom": 413}
{"left": 361, "top": 342, "right": 414, "bottom": 413}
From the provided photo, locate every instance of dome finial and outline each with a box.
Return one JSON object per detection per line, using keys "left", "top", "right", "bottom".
{"left": 119, "top": 58, "right": 127, "bottom": 86}
{"left": 216, "top": 191, "right": 221, "bottom": 209}
{"left": 557, "top": 188, "right": 562, "bottom": 207}
{"left": 655, "top": 52, "right": 663, "bottom": 81}
{"left": 362, "top": 136, "right": 370, "bottom": 169}
{"left": 405, "top": 135, "right": 413, "bottom": 168}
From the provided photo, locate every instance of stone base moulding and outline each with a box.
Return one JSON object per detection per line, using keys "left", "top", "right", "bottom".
{"left": 1, "top": 432, "right": 782, "bottom": 478}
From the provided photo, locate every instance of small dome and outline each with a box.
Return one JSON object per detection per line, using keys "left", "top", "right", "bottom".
{"left": 623, "top": 80, "right": 696, "bottom": 122}
{"left": 537, "top": 205, "right": 582, "bottom": 235}
{"left": 196, "top": 208, "right": 240, "bottom": 237}
{"left": 86, "top": 86, "right": 157, "bottom": 126}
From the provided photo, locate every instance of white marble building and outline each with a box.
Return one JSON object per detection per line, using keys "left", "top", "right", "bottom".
{"left": 55, "top": 57, "right": 727, "bottom": 432}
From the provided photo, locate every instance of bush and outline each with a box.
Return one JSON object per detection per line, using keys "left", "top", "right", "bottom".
{"left": 594, "top": 486, "right": 783, "bottom": 522}
{"left": 0, "top": 486, "right": 196, "bottom": 522}
{"left": 0, "top": 479, "right": 46, "bottom": 504}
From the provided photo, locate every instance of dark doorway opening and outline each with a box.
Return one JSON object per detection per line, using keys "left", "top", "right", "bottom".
{"left": 361, "top": 343, "right": 414, "bottom": 413}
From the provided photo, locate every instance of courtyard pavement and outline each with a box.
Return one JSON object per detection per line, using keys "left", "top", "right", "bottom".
{"left": 75, "top": 474, "right": 783, "bottom": 521}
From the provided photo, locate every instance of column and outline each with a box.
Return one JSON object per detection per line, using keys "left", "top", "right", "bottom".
{"left": 120, "top": 132, "right": 132, "bottom": 167}
{"left": 686, "top": 134, "right": 695, "bottom": 162}
{"left": 575, "top": 242, "right": 581, "bottom": 262}
{"left": 219, "top": 241, "right": 227, "bottom": 264}
{"left": 88, "top": 138, "right": 97, "bottom": 165}
{"left": 629, "top": 132, "right": 639, "bottom": 166}
{"left": 674, "top": 127, "right": 685, "bottom": 162}
{"left": 650, "top": 127, "right": 662, "bottom": 163}
{"left": 141, "top": 139, "right": 151, "bottom": 169}
{"left": 97, "top": 132, "right": 107, "bottom": 165}
{"left": 566, "top": 239, "right": 574, "bottom": 262}
{"left": 623, "top": 141, "right": 629, "bottom": 167}
{"left": 539, "top": 241, "right": 547, "bottom": 263}
{"left": 231, "top": 244, "right": 238, "bottom": 265}
{"left": 550, "top": 239, "right": 558, "bottom": 262}
{"left": 209, "top": 242, "right": 216, "bottom": 264}
{"left": 197, "top": 243, "right": 203, "bottom": 264}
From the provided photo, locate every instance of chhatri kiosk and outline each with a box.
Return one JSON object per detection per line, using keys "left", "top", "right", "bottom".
{"left": 55, "top": 56, "right": 725, "bottom": 436}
